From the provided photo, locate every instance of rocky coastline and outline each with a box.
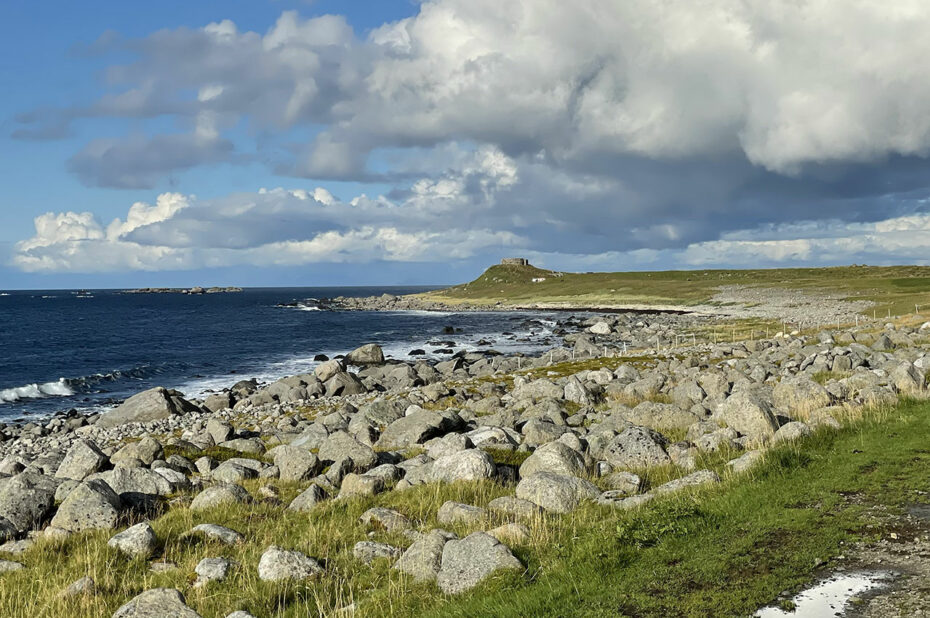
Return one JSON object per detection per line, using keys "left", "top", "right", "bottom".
{"left": 1, "top": 302, "right": 929, "bottom": 616}
{"left": 125, "top": 286, "right": 243, "bottom": 295}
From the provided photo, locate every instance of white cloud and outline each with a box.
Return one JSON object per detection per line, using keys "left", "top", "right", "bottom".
{"left": 12, "top": 2, "right": 930, "bottom": 273}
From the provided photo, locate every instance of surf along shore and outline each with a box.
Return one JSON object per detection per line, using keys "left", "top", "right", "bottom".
{"left": 2, "top": 263, "right": 930, "bottom": 616}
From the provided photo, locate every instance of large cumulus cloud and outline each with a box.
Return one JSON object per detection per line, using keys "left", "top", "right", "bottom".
{"left": 11, "top": 1, "right": 930, "bottom": 273}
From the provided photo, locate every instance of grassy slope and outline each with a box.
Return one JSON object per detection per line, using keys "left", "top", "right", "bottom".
{"left": 425, "top": 263, "right": 930, "bottom": 315}
{"left": 3, "top": 399, "right": 930, "bottom": 617}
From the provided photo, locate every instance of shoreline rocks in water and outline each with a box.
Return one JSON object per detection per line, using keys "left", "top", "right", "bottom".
{"left": 0, "top": 305, "right": 927, "bottom": 613}
{"left": 124, "top": 287, "right": 243, "bottom": 295}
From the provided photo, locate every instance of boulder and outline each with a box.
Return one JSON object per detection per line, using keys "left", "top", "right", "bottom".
{"left": 287, "top": 484, "right": 328, "bottom": 512}
{"left": 430, "top": 449, "right": 497, "bottom": 483}
{"left": 346, "top": 343, "right": 386, "bottom": 365}
{"left": 436, "top": 532, "right": 523, "bottom": 594}
{"left": 50, "top": 479, "right": 121, "bottom": 532}
{"left": 652, "top": 470, "right": 720, "bottom": 496}
{"left": 0, "top": 472, "right": 57, "bottom": 532}
{"left": 111, "top": 588, "right": 201, "bottom": 618}
{"left": 375, "top": 409, "right": 463, "bottom": 450}
{"left": 108, "top": 522, "right": 157, "bottom": 557}
{"left": 194, "top": 557, "right": 234, "bottom": 587}
{"left": 314, "top": 359, "right": 346, "bottom": 382}
{"left": 487, "top": 496, "right": 544, "bottom": 518}
{"left": 359, "top": 507, "right": 412, "bottom": 532}
{"left": 771, "top": 421, "right": 812, "bottom": 444}
{"left": 317, "top": 432, "right": 377, "bottom": 471}
{"left": 257, "top": 546, "right": 323, "bottom": 581}
{"left": 60, "top": 576, "right": 96, "bottom": 598}
{"left": 716, "top": 388, "right": 779, "bottom": 442}
{"left": 519, "top": 441, "right": 587, "bottom": 478}
{"left": 393, "top": 530, "right": 450, "bottom": 582}
{"left": 190, "top": 484, "right": 250, "bottom": 511}
{"left": 601, "top": 426, "right": 670, "bottom": 469}
{"left": 339, "top": 473, "right": 383, "bottom": 499}
{"left": 216, "top": 438, "right": 265, "bottom": 456}
{"left": 515, "top": 472, "right": 599, "bottom": 513}
{"left": 726, "top": 450, "right": 765, "bottom": 474}
{"left": 210, "top": 462, "right": 257, "bottom": 484}
{"left": 353, "top": 541, "right": 402, "bottom": 564}
{"left": 111, "top": 438, "right": 164, "bottom": 467}
{"left": 205, "top": 418, "right": 234, "bottom": 444}
{"left": 488, "top": 522, "right": 531, "bottom": 544}
{"left": 272, "top": 446, "right": 320, "bottom": 482}
{"left": 97, "top": 388, "right": 182, "bottom": 428}
{"left": 55, "top": 440, "right": 108, "bottom": 480}
{"left": 89, "top": 468, "right": 173, "bottom": 499}
{"left": 324, "top": 372, "right": 368, "bottom": 397}
{"left": 773, "top": 376, "right": 831, "bottom": 414}
{"left": 437, "top": 501, "right": 487, "bottom": 525}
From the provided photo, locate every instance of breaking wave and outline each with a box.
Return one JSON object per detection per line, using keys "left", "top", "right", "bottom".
{"left": 0, "top": 379, "right": 75, "bottom": 403}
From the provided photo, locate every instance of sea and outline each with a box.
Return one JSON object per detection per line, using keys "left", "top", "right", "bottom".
{"left": 0, "top": 287, "right": 562, "bottom": 422}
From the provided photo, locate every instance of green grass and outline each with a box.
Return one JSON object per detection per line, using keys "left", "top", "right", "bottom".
{"left": 3, "top": 400, "right": 930, "bottom": 616}
{"left": 424, "top": 263, "right": 930, "bottom": 316}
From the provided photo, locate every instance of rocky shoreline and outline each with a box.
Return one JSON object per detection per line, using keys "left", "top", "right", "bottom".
{"left": 0, "top": 304, "right": 928, "bottom": 616}
{"left": 125, "top": 286, "right": 243, "bottom": 295}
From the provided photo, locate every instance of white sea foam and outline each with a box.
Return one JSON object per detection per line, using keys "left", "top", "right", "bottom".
{"left": 175, "top": 316, "right": 559, "bottom": 400}
{"left": 0, "top": 379, "right": 75, "bottom": 403}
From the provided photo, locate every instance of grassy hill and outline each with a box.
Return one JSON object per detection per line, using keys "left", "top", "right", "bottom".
{"left": 424, "top": 263, "right": 930, "bottom": 316}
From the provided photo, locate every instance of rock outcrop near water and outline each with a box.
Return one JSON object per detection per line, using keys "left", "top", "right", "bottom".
{"left": 0, "top": 308, "right": 929, "bottom": 615}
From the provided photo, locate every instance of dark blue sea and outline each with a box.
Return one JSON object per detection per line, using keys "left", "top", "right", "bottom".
{"left": 0, "top": 288, "right": 560, "bottom": 421}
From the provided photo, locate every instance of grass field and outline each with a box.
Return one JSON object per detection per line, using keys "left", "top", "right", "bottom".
{"left": 424, "top": 263, "right": 930, "bottom": 316}
{"left": 3, "top": 397, "right": 930, "bottom": 617}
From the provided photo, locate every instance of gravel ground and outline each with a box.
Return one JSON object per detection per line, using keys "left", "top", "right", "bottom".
{"left": 698, "top": 285, "right": 876, "bottom": 324}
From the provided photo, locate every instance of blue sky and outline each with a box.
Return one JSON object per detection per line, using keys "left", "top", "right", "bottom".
{"left": 3, "top": 0, "right": 930, "bottom": 289}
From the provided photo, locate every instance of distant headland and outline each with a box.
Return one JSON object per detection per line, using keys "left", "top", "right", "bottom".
{"left": 124, "top": 286, "right": 243, "bottom": 295}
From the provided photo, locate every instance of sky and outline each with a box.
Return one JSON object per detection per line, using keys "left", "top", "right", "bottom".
{"left": 3, "top": 0, "right": 930, "bottom": 289}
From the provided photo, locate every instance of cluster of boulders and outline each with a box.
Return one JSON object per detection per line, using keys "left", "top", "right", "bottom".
{"left": 1, "top": 316, "right": 929, "bottom": 615}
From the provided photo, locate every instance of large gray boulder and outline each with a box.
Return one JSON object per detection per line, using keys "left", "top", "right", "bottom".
{"left": 601, "top": 426, "right": 670, "bottom": 469}
{"left": 272, "top": 446, "right": 320, "bottom": 482}
{"left": 519, "top": 441, "right": 587, "bottom": 478}
{"left": 190, "top": 484, "right": 250, "bottom": 511}
{"left": 436, "top": 532, "right": 523, "bottom": 594}
{"left": 323, "top": 372, "right": 368, "bottom": 397}
{"left": 314, "top": 359, "right": 346, "bottom": 382}
{"left": 112, "top": 588, "right": 201, "bottom": 618}
{"left": 773, "top": 376, "right": 831, "bottom": 414}
{"left": 187, "top": 523, "right": 243, "bottom": 545}
{"left": 50, "top": 479, "right": 122, "bottom": 532}
{"left": 359, "top": 507, "right": 412, "bottom": 532}
{"left": 108, "top": 522, "right": 157, "bottom": 557}
{"left": 515, "top": 472, "right": 599, "bottom": 513}
{"left": 375, "top": 409, "right": 463, "bottom": 450}
{"left": 98, "top": 388, "right": 182, "bottom": 428}
{"left": 430, "top": 449, "right": 497, "bottom": 483}
{"left": 287, "top": 484, "right": 328, "bottom": 513}
{"left": 55, "top": 440, "right": 108, "bottom": 480}
{"left": 111, "top": 437, "right": 164, "bottom": 467}
{"left": 317, "top": 432, "right": 377, "bottom": 471}
{"left": 89, "top": 468, "right": 173, "bottom": 499}
{"left": 626, "top": 402, "right": 702, "bottom": 431}
{"left": 346, "top": 343, "right": 385, "bottom": 365}
{"left": 0, "top": 472, "right": 57, "bottom": 532}
{"left": 257, "top": 546, "right": 323, "bottom": 581}
{"left": 393, "top": 530, "right": 450, "bottom": 581}
{"left": 353, "top": 541, "right": 402, "bottom": 564}
{"left": 717, "top": 388, "right": 779, "bottom": 442}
